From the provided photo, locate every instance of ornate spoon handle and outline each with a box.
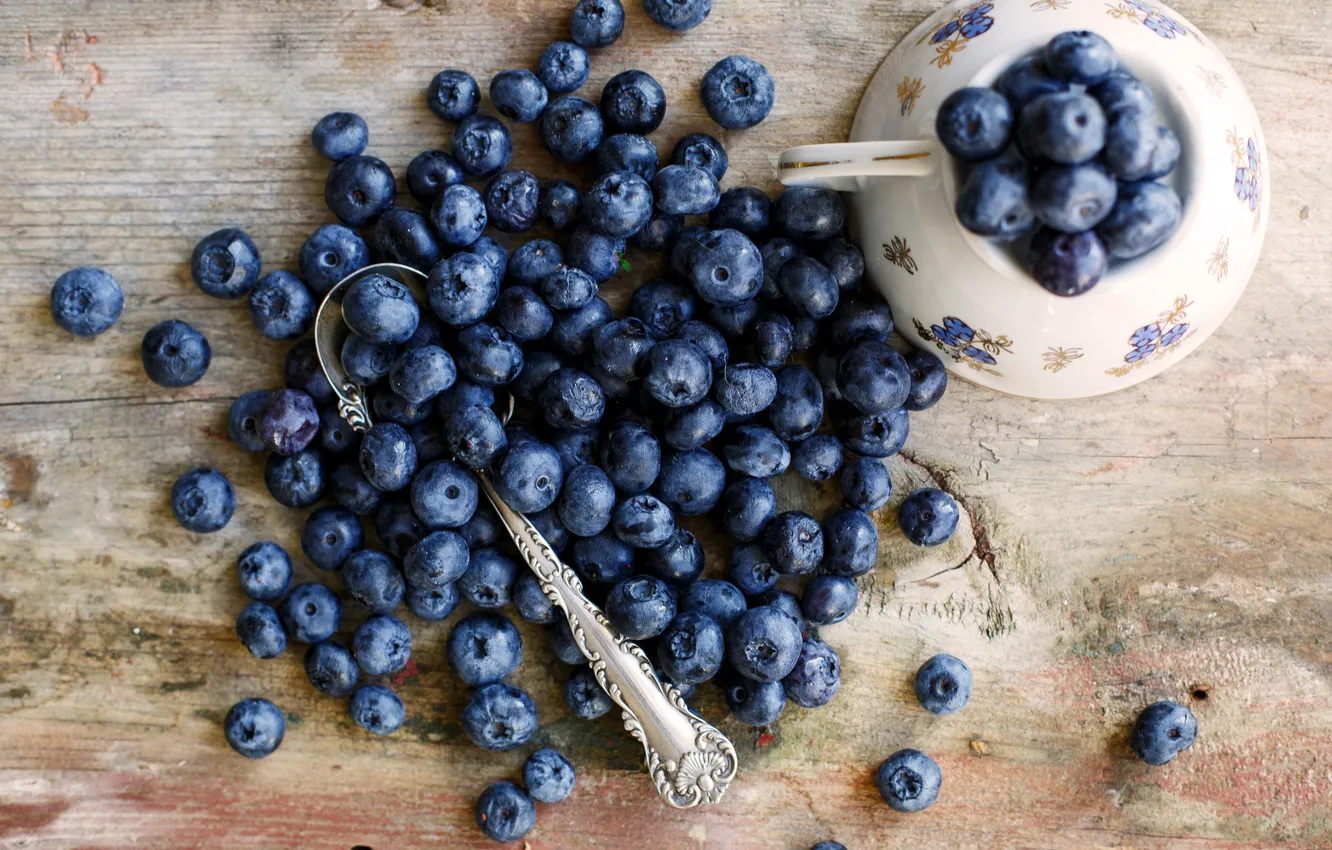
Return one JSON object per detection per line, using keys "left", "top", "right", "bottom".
{"left": 476, "top": 473, "right": 737, "bottom": 808}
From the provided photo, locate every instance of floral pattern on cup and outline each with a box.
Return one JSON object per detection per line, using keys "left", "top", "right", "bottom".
{"left": 1229, "top": 129, "right": 1262, "bottom": 220}
{"left": 1030, "top": 0, "right": 1072, "bottom": 10}
{"left": 1105, "top": 295, "right": 1196, "bottom": 377}
{"left": 1105, "top": 0, "right": 1190, "bottom": 39}
{"left": 915, "top": 316, "right": 1013, "bottom": 377}
{"left": 1042, "top": 346, "right": 1084, "bottom": 373}
{"left": 882, "top": 236, "right": 918, "bottom": 275}
{"left": 918, "top": 2, "right": 996, "bottom": 68}
{"left": 1207, "top": 237, "right": 1230, "bottom": 282}
{"left": 897, "top": 77, "right": 925, "bottom": 116}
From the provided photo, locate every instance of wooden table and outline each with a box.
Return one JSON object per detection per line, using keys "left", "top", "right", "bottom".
{"left": 2, "top": 1, "right": 1329, "bottom": 847}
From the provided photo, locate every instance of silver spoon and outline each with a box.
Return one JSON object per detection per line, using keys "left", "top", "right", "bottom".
{"left": 314, "top": 262, "right": 737, "bottom": 808}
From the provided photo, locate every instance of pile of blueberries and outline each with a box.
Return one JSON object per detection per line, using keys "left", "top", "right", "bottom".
{"left": 46, "top": 3, "right": 1199, "bottom": 844}
{"left": 940, "top": 30, "right": 1184, "bottom": 297}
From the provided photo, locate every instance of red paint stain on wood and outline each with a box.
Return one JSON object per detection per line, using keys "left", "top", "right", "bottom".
{"left": 1079, "top": 458, "right": 1146, "bottom": 477}
{"left": 756, "top": 730, "right": 774, "bottom": 748}
{"left": 392, "top": 657, "right": 419, "bottom": 685}
{"left": 0, "top": 799, "right": 68, "bottom": 838}
{"left": 201, "top": 427, "right": 228, "bottom": 441}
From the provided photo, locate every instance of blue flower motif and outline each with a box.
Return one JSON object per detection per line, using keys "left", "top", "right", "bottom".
{"left": 1248, "top": 188, "right": 1259, "bottom": 211}
{"left": 1160, "top": 323, "right": 1188, "bottom": 347}
{"left": 1122, "top": 0, "right": 1154, "bottom": 12}
{"left": 1144, "top": 14, "right": 1185, "bottom": 38}
{"left": 963, "top": 346, "right": 997, "bottom": 365}
{"left": 1247, "top": 138, "right": 1258, "bottom": 170}
{"left": 942, "top": 317, "right": 974, "bottom": 344}
{"left": 959, "top": 16, "right": 994, "bottom": 39}
{"left": 1125, "top": 343, "right": 1157, "bottom": 363}
{"left": 962, "top": 3, "right": 994, "bottom": 22}
{"left": 1128, "top": 323, "right": 1161, "bottom": 348}
{"left": 931, "top": 19, "right": 959, "bottom": 43}
{"left": 931, "top": 324, "right": 959, "bottom": 347}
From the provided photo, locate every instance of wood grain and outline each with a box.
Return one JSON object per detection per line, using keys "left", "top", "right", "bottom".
{"left": 2, "top": 0, "right": 1331, "bottom": 847}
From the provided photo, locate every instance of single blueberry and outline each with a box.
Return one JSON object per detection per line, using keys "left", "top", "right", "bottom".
{"left": 1131, "top": 700, "right": 1199, "bottom": 766}
{"left": 451, "top": 114, "right": 512, "bottom": 178}
{"left": 191, "top": 228, "right": 261, "bottom": 299}
{"left": 763, "top": 510, "right": 824, "bottom": 576}
{"left": 513, "top": 571, "right": 557, "bottom": 625}
{"left": 538, "top": 41, "right": 591, "bottom": 93}
{"left": 539, "top": 368, "right": 605, "bottom": 430}
{"left": 410, "top": 460, "right": 478, "bottom": 529}
{"left": 955, "top": 158, "right": 1036, "bottom": 240}
{"left": 755, "top": 588, "right": 806, "bottom": 634}
{"left": 600, "top": 69, "right": 667, "bottom": 135}
{"left": 403, "top": 582, "right": 454, "bottom": 623}
{"left": 838, "top": 339, "right": 910, "bottom": 415}
{"left": 630, "top": 278, "right": 697, "bottom": 339}
{"left": 483, "top": 169, "right": 540, "bottom": 234}
{"left": 599, "top": 418, "right": 661, "bottom": 493}
{"left": 524, "top": 748, "right": 577, "bottom": 804}
{"left": 829, "top": 296, "right": 895, "bottom": 346}
{"left": 228, "top": 390, "right": 270, "bottom": 453}
{"left": 236, "top": 541, "right": 293, "bottom": 602}
{"left": 490, "top": 69, "right": 548, "bottom": 123}
{"left": 447, "top": 612, "right": 523, "bottom": 686}
{"left": 1030, "top": 163, "right": 1118, "bottom": 233}
{"left": 389, "top": 345, "right": 456, "bottom": 406}
{"left": 655, "top": 448, "right": 725, "bottom": 516}
{"left": 50, "top": 266, "right": 123, "bottom": 337}
{"left": 458, "top": 502, "right": 501, "bottom": 549}
{"left": 539, "top": 179, "right": 583, "bottom": 231}
{"left": 248, "top": 270, "right": 314, "bottom": 340}
{"left": 455, "top": 322, "right": 525, "bottom": 386}
{"left": 509, "top": 239, "right": 565, "bottom": 286}
{"left": 680, "top": 579, "right": 746, "bottom": 629}
{"left": 142, "top": 320, "right": 210, "bottom": 387}
{"left": 653, "top": 165, "right": 720, "bottom": 216}
{"left": 839, "top": 457, "right": 891, "bottom": 512}
{"left": 605, "top": 575, "right": 677, "bottom": 639}
{"left": 426, "top": 253, "right": 497, "bottom": 329}
{"left": 259, "top": 389, "right": 318, "bottom": 456}
{"left": 359, "top": 422, "right": 417, "bottom": 492}
{"left": 914, "top": 653, "right": 972, "bottom": 715}
{"left": 792, "top": 434, "right": 843, "bottom": 481}
{"left": 429, "top": 184, "right": 487, "bottom": 249}
{"left": 342, "top": 273, "right": 419, "bottom": 345}
{"left": 644, "top": 340, "right": 713, "bottom": 408}
{"left": 678, "top": 320, "right": 729, "bottom": 372}
{"left": 405, "top": 149, "right": 464, "bottom": 206}
{"left": 783, "top": 637, "right": 841, "bottom": 708}
{"left": 458, "top": 547, "right": 520, "bottom": 609}
{"left": 709, "top": 299, "right": 761, "bottom": 339}
{"left": 727, "top": 605, "right": 803, "bottom": 682}
{"left": 279, "top": 582, "right": 341, "bottom": 644}
{"left": 1089, "top": 70, "right": 1154, "bottom": 118}
{"left": 342, "top": 550, "right": 405, "bottom": 614}
{"left": 790, "top": 316, "right": 819, "bottom": 351}
{"left": 688, "top": 228, "right": 764, "bottom": 305}
{"left": 341, "top": 335, "right": 394, "bottom": 385}
{"left": 597, "top": 133, "right": 659, "bottom": 180}
{"left": 494, "top": 286, "right": 554, "bottom": 343}
{"left": 570, "top": 532, "right": 635, "bottom": 587}
{"left": 710, "top": 186, "right": 770, "bottom": 239}
{"left": 540, "top": 95, "right": 604, "bottom": 163}
{"left": 540, "top": 267, "right": 598, "bottom": 314}
{"left": 1018, "top": 92, "right": 1107, "bottom": 165}
{"left": 802, "top": 575, "right": 858, "bottom": 626}
{"left": 404, "top": 530, "right": 469, "bottom": 589}
{"left": 1045, "top": 30, "right": 1118, "bottom": 85}
{"left": 475, "top": 781, "right": 536, "bottom": 843}
{"left": 1095, "top": 181, "right": 1182, "bottom": 259}
{"left": 720, "top": 477, "right": 776, "bottom": 542}
{"left": 374, "top": 499, "right": 426, "bottom": 558}
{"left": 331, "top": 462, "right": 383, "bottom": 516}
{"left": 994, "top": 55, "right": 1068, "bottom": 114}
{"left": 769, "top": 364, "right": 824, "bottom": 441}
{"left": 549, "top": 426, "right": 598, "bottom": 474}
{"left": 842, "top": 408, "right": 909, "bottom": 458}
{"left": 662, "top": 398, "right": 727, "bottom": 451}
{"left": 236, "top": 602, "right": 287, "bottom": 659}
{"left": 373, "top": 207, "right": 442, "bottom": 271}
{"left": 1137, "top": 125, "right": 1182, "bottom": 182}
{"left": 657, "top": 610, "right": 724, "bottom": 685}
{"left": 700, "top": 55, "right": 775, "bottom": 129}
{"left": 774, "top": 187, "right": 845, "bottom": 241}
{"left": 641, "top": 528, "right": 704, "bottom": 586}
{"left": 463, "top": 683, "right": 538, "bottom": 750}
{"left": 324, "top": 155, "right": 396, "bottom": 227}
{"left": 495, "top": 439, "right": 563, "bottom": 512}
{"left": 823, "top": 507, "right": 879, "bottom": 577}
{"left": 427, "top": 69, "right": 480, "bottom": 122}
{"left": 725, "top": 674, "right": 786, "bottom": 726}
{"left": 266, "top": 448, "right": 326, "bottom": 508}
{"left": 224, "top": 698, "right": 285, "bottom": 758}
{"left": 1100, "top": 110, "right": 1156, "bottom": 181}
{"left": 301, "top": 506, "right": 364, "bottom": 572}
{"left": 171, "top": 467, "right": 234, "bottom": 533}
{"left": 671, "top": 132, "right": 728, "bottom": 181}
{"left": 304, "top": 641, "right": 359, "bottom": 696}
{"left": 311, "top": 111, "right": 368, "bottom": 162}
{"left": 372, "top": 389, "right": 431, "bottom": 426}
{"left": 728, "top": 542, "right": 778, "bottom": 596}
{"left": 613, "top": 494, "right": 676, "bottom": 550}
{"left": 645, "top": 0, "right": 712, "bottom": 30}
{"left": 898, "top": 487, "right": 960, "bottom": 547}
{"left": 349, "top": 684, "right": 405, "bottom": 736}
{"left": 565, "top": 666, "right": 613, "bottom": 719}
{"left": 936, "top": 87, "right": 1014, "bottom": 161}
{"left": 352, "top": 614, "right": 412, "bottom": 675}
{"left": 1026, "top": 227, "right": 1109, "bottom": 297}
{"left": 444, "top": 404, "right": 508, "bottom": 470}
{"left": 591, "top": 317, "right": 655, "bottom": 381}
{"left": 722, "top": 424, "right": 789, "bottom": 478}
{"left": 570, "top": 0, "right": 625, "bottom": 47}
{"left": 876, "top": 749, "right": 942, "bottom": 813}
{"left": 631, "top": 211, "right": 685, "bottom": 252}
{"left": 299, "top": 223, "right": 369, "bottom": 297}
{"left": 779, "top": 256, "right": 840, "bottom": 320}
{"left": 555, "top": 464, "right": 616, "bottom": 539}
{"left": 585, "top": 170, "right": 654, "bottom": 238}
{"left": 566, "top": 227, "right": 624, "bottom": 283}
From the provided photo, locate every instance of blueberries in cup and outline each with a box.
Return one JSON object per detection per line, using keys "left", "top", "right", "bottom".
{"left": 935, "top": 87, "right": 1013, "bottom": 162}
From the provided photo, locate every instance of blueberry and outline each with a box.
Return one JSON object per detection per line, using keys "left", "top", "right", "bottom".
{"left": 324, "top": 155, "right": 397, "bottom": 227}
{"left": 311, "top": 111, "right": 368, "bottom": 161}
{"left": 447, "top": 612, "right": 523, "bottom": 686}
{"left": 407, "top": 419, "right": 447, "bottom": 464}
{"left": 524, "top": 748, "right": 577, "bottom": 804}
{"left": 710, "top": 186, "right": 770, "bottom": 239}
{"left": 546, "top": 295, "right": 610, "bottom": 358}
{"left": 838, "top": 340, "right": 910, "bottom": 414}
{"left": 762, "top": 510, "right": 824, "bottom": 576}
{"left": 671, "top": 225, "right": 709, "bottom": 276}
{"left": 352, "top": 614, "right": 411, "bottom": 675}
{"left": 457, "top": 503, "right": 500, "bottom": 550}
{"left": 1099, "top": 110, "right": 1156, "bottom": 181}
{"left": 644, "top": 340, "right": 713, "bottom": 409}
{"left": 936, "top": 87, "right": 1014, "bottom": 161}
{"left": 426, "top": 184, "right": 485, "bottom": 249}
{"left": 509, "top": 238, "right": 565, "bottom": 286}
{"left": 424, "top": 256, "right": 496, "bottom": 331}
{"left": 914, "top": 653, "right": 972, "bottom": 715}
{"left": 904, "top": 349, "right": 947, "bottom": 412}
{"left": 688, "top": 228, "right": 763, "bottom": 305}
{"left": 790, "top": 316, "right": 819, "bottom": 352}
{"left": 655, "top": 448, "right": 725, "bottom": 516}
{"left": 1026, "top": 228, "right": 1108, "bottom": 297}
{"left": 566, "top": 227, "right": 624, "bottom": 283}
{"left": 341, "top": 335, "right": 394, "bottom": 385}
{"left": 495, "top": 439, "right": 564, "bottom": 512}
{"left": 549, "top": 427, "right": 598, "bottom": 474}
{"left": 342, "top": 273, "right": 420, "bottom": 345}
{"left": 227, "top": 391, "right": 270, "bottom": 453}
{"left": 456, "top": 322, "right": 525, "bottom": 386}
{"left": 349, "top": 684, "right": 405, "bottom": 736}
{"left": 372, "top": 389, "right": 430, "bottom": 426}
{"left": 427, "top": 69, "right": 480, "bottom": 121}
{"left": 304, "top": 641, "right": 360, "bottom": 696}
{"left": 727, "top": 605, "right": 803, "bottom": 682}
{"left": 301, "top": 506, "right": 364, "bottom": 572}
{"left": 792, "top": 434, "right": 843, "bottom": 481}
{"left": 1018, "top": 92, "right": 1107, "bottom": 165}
{"left": 408, "top": 566, "right": 459, "bottom": 615}
{"left": 375, "top": 209, "right": 443, "bottom": 272}
{"left": 601, "top": 69, "right": 667, "bottom": 135}
{"left": 50, "top": 266, "right": 123, "bottom": 337}
{"left": 597, "top": 133, "right": 659, "bottom": 180}
{"left": 405, "top": 149, "right": 464, "bottom": 206}
{"left": 898, "top": 487, "right": 960, "bottom": 546}
{"left": 1089, "top": 70, "right": 1154, "bottom": 118}
{"left": 374, "top": 499, "right": 426, "bottom": 558}
{"left": 774, "top": 187, "right": 845, "bottom": 241}
{"left": 142, "top": 320, "right": 210, "bottom": 387}
{"left": 628, "top": 279, "right": 695, "bottom": 339}
{"left": 494, "top": 286, "right": 554, "bottom": 344}
{"left": 266, "top": 448, "right": 327, "bottom": 508}
{"left": 538, "top": 181, "right": 583, "bottom": 233}
{"left": 256, "top": 389, "right": 316, "bottom": 456}
{"left": 1138, "top": 125, "right": 1181, "bottom": 181}
{"left": 224, "top": 698, "right": 285, "bottom": 758}
{"left": 613, "top": 494, "right": 676, "bottom": 550}
{"left": 769, "top": 364, "right": 824, "bottom": 441}
{"left": 1095, "top": 181, "right": 1182, "bottom": 259}
{"left": 760, "top": 236, "right": 801, "bottom": 296}
{"left": 638, "top": 529, "right": 703, "bottom": 587}
{"left": 700, "top": 55, "right": 775, "bottom": 130}
{"left": 506, "top": 573, "right": 555, "bottom": 627}
{"left": 994, "top": 55, "right": 1068, "bottom": 114}
{"left": 387, "top": 346, "right": 454, "bottom": 406}
{"left": 783, "top": 637, "right": 841, "bottom": 707}
{"left": 458, "top": 547, "right": 520, "bottom": 608}
{"left": 331, "top": 462, "right": 383, "bottom": 516}
{"left": 829, "top": 297, "right": 895, "bottom": 346}
{"left": 475, "top": 781, "right": 536, "bottom": 843}
{"left": 724, "top": 674, "right": 786, "bottom": 725}
{"left": 236, "top": 541, "right": 293, "bottom": 602}
{"left": 403, "top": 530, "right": 469, "bottom": 589}
{"left": 667, "top": 135, "right": 726, "bottom": 185}
{"left": 570, "top": 532, "right": 635, "bottom": 587}
{"left": 342, "top": 550, "right": 405, "bottom": 614}
{"left": 171, "top": 467, "right": 234, "bottom": 533}
{"left": 679, "top": 579, "right": 746, "bottom": 629}
{"left": 540, "top": 95, "right": 605, "bottom": 163}
{"left": 570, "top": 0, "right": 625, "bottom": 47}
{"left": 246, "top": 270, "right": 314, "bottom": 340}
{"left": 191, "top": 228, "right": 261, "bottom": 299}
{"left": 728, "top": 543, "right": 778, "bottom": 596}
{"left": 823, "top": 507, "right": 879, "bottom": 577}
{"left": 527, "top": 511, "right": 567, "bottom": 556}
{"left": 300, "top": 223, "right": 369, "bottom": 296}
{"left": 755, "top": 587, "right": 806, "bottom": 633}
{"left": 565, "top": 666, "right": 613, "bottom": 719}
{"left": 720, "top": 477, "right": 776, "bottom": 542}
{"left": 410, "top": 460, "right": 477, "bottom": 529}
{"left": 533, "top": 369, "right": 601, "bottom": 432}
{"left": 489, "top": 69, "right": 548, "bottom": 123}
{"left": 360, "top": 422, "right": 417, "bottom": 492}
{"left": 802, "top": 575, "right": 858, "bottom": 626}
{"left": 956, "top": 158, "right": 1036, "bottom": 240}
{"left": 588, "top": 319, "right": 652, "bottom": 383}
{"left": 1030, "top": 163, "right": 1117, "bottom": 233}
{"left": 876, "top": 749, "right": 942, "bottom": 813}
{"left": 279, "top": 582, "right": 341, "bottom": 644}
{"left": 512, "top": 350, "right": 563, "bottom": 407}
{"left": 1131, "top": 700, "right": 1199, "bottom": 766}
{"left": 663, "top": 398, "right": 727, "bottom": 451}
{"left": 537, "top": 41, "right": 590, "bottom": 95}
{"left": 839, "top": 458, "right": 891, "bottom": 514}
{"left": 603, "top": 575, "right": 674, "bottom": 639}
{"left": 811, "top": 843, "right": 848, "bottom": 850}
{"left": 464, "top": 683, "right": 538, "bottom": 750}
{"left": 585, "top": 170, "right": 654, "bottom": 238}
{"left": 632, "top": 211, "right": 685, "bottom": 252}
{"left": 451, "top": 114, "right": 513, "bottom": 178}
{"left": 653, "top": 165, "right": 720, "bottom": 216}
{"left": 675, "top": 319, "right": 727, "bottom": 370}
{"left": 1045, "top": 30, "right": 1117, "bottom": 85}
{"left": 236, "top": 602, "right": 287, "bottom": 659}
{"left": 598, "top": 419, "right": 659, "bottom": 494}
{"left": 708, "top": 299, "right": 761, "bottom": 339}
{"left": 722, "top": 424, "right": 789, "bottom": 478}
{"left": 653, "top": 612, "right": 723, "bottom": 688}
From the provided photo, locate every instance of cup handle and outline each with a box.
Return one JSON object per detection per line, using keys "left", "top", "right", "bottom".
{"left": 777, "top": 139, "right": 939, "bottom": 191}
